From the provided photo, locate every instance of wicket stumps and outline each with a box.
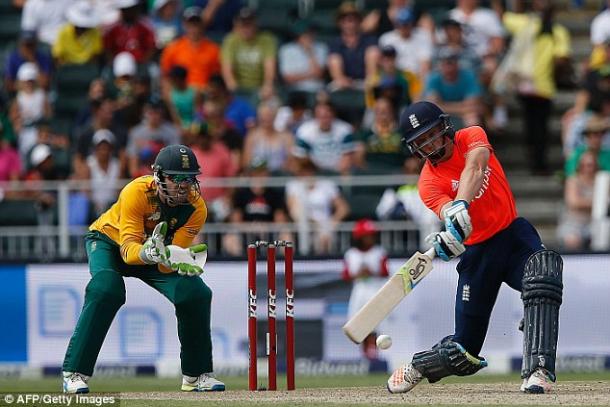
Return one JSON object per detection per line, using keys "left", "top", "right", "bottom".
{"left": 247, "top": 240, "right": 295, "bottom": 391}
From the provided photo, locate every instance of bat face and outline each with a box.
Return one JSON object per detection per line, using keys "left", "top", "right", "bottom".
{"left": 342, "top": 248, "right": 435, "bottom": 344}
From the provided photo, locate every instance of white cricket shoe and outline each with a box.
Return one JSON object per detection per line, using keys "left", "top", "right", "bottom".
{"left": 62, "top": 371, "right": 90, "bottom": 394}
{"left": 521, "top": 368, "right": 553, "bottom": 394}
{"left": 181, "top": 373, "right": 225, "bottom": 392}
{"left": 387, "top": 363, "right": 423, "bottom": 394}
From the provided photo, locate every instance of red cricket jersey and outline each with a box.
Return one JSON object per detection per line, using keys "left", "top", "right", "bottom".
{"left": 418, "top": 126, "right": 517, "bottom": 245}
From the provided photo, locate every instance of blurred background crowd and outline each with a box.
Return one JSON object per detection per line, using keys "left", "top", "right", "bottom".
{"left": 0, "top": 0, "right": 609, "bottom": 258}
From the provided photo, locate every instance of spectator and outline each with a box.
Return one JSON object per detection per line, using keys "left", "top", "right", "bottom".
{"left": 166, "top": 66, "right": 198, "bottom": 129}
{"left": 286, "top": 157, "right": 350, "bottom": 254}
{"left": 273, "top": 91, "right": 313, "bottom": 135}
{"left": 86, "top": 129, "right": 121, "bottom": 216}
{"left": 111, "top": 52, "right": 138, "bottom": 110}
{"left": 379, "top": 7, "right": 432, "bottom": 92}
{"left": 24, "top": 144, "right": 61, "bottom": 223}
{"left": 198, "top": 0, "right": 244, "bottom": 37}
{"left": 160, "top": 6, "right": 221, "bottom": 91}
{"left": 29, "top": 119, "right": 71, "bottom": 179}
{"left": 103, "top": 0, "right": 156, "bottom": 64}
{"left": 242, "top": 101, "right": 294, "bottom": 172}
{"left": 355, "top": 97, "right": 405, "bottom": 173}
{"left": 127, "top": 98, "right": 180, "bottom": 177}
{"left": 565, "top": 115, "right": 610, "bottom": 177}
{"left": 0, "top": 96, "right": 17, "bottom": 148}
{"left": 10, "top": 63, "right": 51, "bottom": 158}
{"left": 190, "top": 120, "right": 238, "bottom": 222}
{"left": 501, "top": 0, "right": 571, "bottom": 173}
{"left": 115, "top": 72, "right": 154, "bottom": 131}
{"left": 52, "top": 1, "right": 103, "bottom": 66}
{"left": 589, "top": 0, "right": 610, "bottom": 70}
{"left": 364, "top": 45, "right": 411, "bottom": 113}
{"left": 362, "top": 0, "right": 412, "bottom": 38}
{"left": 328, "top": 2, "right": 379, "bottom": 90}
{"left": 434, "top": 19, "right": 480, "bottom": 74}
{"left": 222, "top": 159, "right": 291, "bottom": 256}
{"left": 151, "top": 0, "right": 183, "bottom": 50}
{"left": 0, "top": 132, "right": 21, "bottom": 183}
{"left": 278, "top": 20, "right": 328, "bottom": 93}
{"left": 557, "top": 151, "right": 598, "bottom": 251}
{"left": 21, "top": 0, "right": 71, "bottom": 46}
{"left": 449, "top": 0, "right": 505, "bottom": 58}
{"left": 342, "top": 219, "right": 389, "bottom": 360}
{"left": 4, "top": 30, "right": 52, "bottom": 93}
{"left": 204, "top": 74, "right": 256, "bottom": 136}
{"left": 221, "top": 7, "right": 277, "bottom": 99}
{"left": 293, "top": 101, "right": 357, "bottom": 174}
{"left": 74, "top": 79, "right": 108, "bottom": 130}
{"left": 74, "top": 97, "right": 128, "bottom": 179}
{"left": 197, "top": 99, "right": 243, "bottom": 169}
{"left": 423, "top": 48, "right": 482, "bottom": 127}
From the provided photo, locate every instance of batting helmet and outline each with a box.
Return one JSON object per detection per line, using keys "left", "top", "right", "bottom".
{"left": 352, "top": 219, "right": 378, "bottom": 239}
{"left": 152, "top": 145, "right": 201, "bottom": 206}
{"left": 399, "top": 101, "right": 454, "bottom": 164}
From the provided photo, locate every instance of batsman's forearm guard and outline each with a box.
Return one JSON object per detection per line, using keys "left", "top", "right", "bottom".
{"left": 521, "top": 250, "right": 563, "bottom": 380}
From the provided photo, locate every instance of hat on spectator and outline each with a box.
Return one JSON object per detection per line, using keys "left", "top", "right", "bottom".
{"left": 183, "top": 6, "right": 202, "bottom": 21}
{"left": 92, "top": 129, "right": 116, "bottom": 146}
{"left": 17, "top": 62, "right": 39, "bottom": 82}
{"left": 235, "top": 7, "right": 256, "bottom": 22}
{"left": 115, "top": 0, "right": 140, "bottom": 9}
{"left": 352, "top": 219, "right": 377, "bottom": 239}
{"left": 336, "top": 2, "right": 361, "bottom": 20}
{"left": 380, "top": 45, "right": 397, "bottom": 57}
{"left": 67, "top": 1, "right": 99, "bottom": 28}
{"left": 583, "top": 115, "right": 610, "bottom": 135}
{"left": 395, "top": 7, "right": 415, "bottom": 26}
{"left": 437, "top": 47, "right": 460, "bottom": 61}
{"left": 113, "top": 52, "right": 137, "bottom": 77}
{"left": 146, "top": 97, "right": 166, "bottom": 110}
{"left": 19, "top": 29, "right": 37, "bottom": 43}
{"left": 30, "top": 144, "right": 52, "bottom": 167}
{"left": 293, "top": 20, "right": 315, "bottom": 36}
{"left": 441, "top": 18, "right": 461, "bottom": 29}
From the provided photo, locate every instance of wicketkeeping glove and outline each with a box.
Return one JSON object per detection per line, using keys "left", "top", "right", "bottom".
{"left": 426, "top": 230, "right": 466, "bottom": 261}
{"left": 166, "top": 243, "right": 208, "bottom": 277}
{"left": 139, "top": 222, "right": 170, "bottom": 265}
{"left": 443, "top": 200, "right": 472, "bottom": 243}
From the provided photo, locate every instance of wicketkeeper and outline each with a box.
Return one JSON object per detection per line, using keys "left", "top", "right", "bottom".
{"left": 62, "top": 145, "right": 225, "bottom": 393}
{"left": 387, "top": 102, "right": 563, "bottom": 394}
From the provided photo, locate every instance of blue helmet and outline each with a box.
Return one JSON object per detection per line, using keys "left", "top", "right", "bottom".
{"left": 399, "top": 101, "right": 454, "bottom": 164}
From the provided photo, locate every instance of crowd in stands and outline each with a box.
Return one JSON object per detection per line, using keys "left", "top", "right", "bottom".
{"left": 0, "top": 0, "right": 607, "bottom": 254}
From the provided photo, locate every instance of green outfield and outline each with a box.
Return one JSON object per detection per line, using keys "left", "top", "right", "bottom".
{"left": 2, "top": 372, "right": 610, "bottom": 407}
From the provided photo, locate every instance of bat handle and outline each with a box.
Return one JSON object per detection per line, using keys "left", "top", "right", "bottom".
{"left": 425, "top": 247, "right": 436, "bottom": 259}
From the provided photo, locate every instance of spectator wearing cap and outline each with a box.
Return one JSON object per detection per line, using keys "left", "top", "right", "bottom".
{"left": 434, "top": 19, "right": 480, "bottom": 74}
{"left": 10, "top": 63, "right": 51, "bottom": 158}
{"left": 190, "top": 120, "right": 238, "bottom": 222}
{"left": 242, "top": 101, "right": 294, "bottom": 173}
{"left": 87, "top": 129, "right": 121, "bottom": 216}
{"left": 4, "top": 30, "right": 52, "bottom": 93}
{"left": 24, "top": 143, "right": 62, "bottom": 228}
{"left": 111, "top": 52, "right": 138, "bottom": 110}
{"left": 151, "top": 0, "right": 183, "bottom": 49}
{"left": 379, "top": 7, "right": 432, "bottom": 90}
{"left": 278, "top": 20, "right": 328, "bottom": 93}
{"left": 160, "top": 6, "right": 221, "bottom": 91}
{"left": 28, "top": 119, "right": 72, "bottom": 179}
{"left": 221, "top": 7, "right": 278, "bottom": 100}
{"left": 127, "top": 98, "right": 180, "bottom": 177}
{"left": 204, "top": 74, "right": 256, "bottom": 137}
{"left": 565, "top": 115, "right": 610, "bottom": 177}
{"left": 52, "top": 0, "right": 103, "bottom": 66}
{"left": 328, "top": 2, "right": 379, "bottom": 90}
{"left": 74, "top": 97, "right": 128, "bottom": 179}
{"left": 364, "top": 45, "right": 411, "bottom": 115}
{"left": 166, "top": 65, "right": 198, "bottom": 129}
{"left": 20, "top": 0, "right": 72, "bottom": 46}
{"left": 449, "top": 0, "right": 505, "bottom": 58}
{"left": 423, "top": 48, "right": 482, "bottom": 127}
{"left": 103, "top": 0, "right": 156, "bottom": 64}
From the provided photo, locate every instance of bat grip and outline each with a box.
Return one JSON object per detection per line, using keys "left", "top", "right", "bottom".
{"left": 424, "top": 247, "right": 436, "bottom": 259}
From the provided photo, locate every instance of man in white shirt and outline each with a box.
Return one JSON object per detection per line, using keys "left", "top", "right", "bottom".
{"left": 449, "top": 0, "right": 505, "bottom": 57}
{"left": 293, "top": 101, "right": 357, "bottom": 174}
{"left": 21, "top": 0, "right": 72, "bottom": 46}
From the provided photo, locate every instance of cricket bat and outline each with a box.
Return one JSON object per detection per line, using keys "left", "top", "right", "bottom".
{"left": 342, "top": 248, "right": 436, "bottom": 344}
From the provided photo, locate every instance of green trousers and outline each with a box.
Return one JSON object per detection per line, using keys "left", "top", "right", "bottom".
{"left": 63, "top": 231, "right": 213, "bottom": 377}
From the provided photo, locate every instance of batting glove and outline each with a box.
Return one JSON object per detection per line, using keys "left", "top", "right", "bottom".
{"left": 426, "top": 230, "right": 466, "bottom": 261}
{"left": 139, "top": 222, "right": 170, "bottom": 265}
{"left": 443, "top": 200, "right": 472, "bottom": 243}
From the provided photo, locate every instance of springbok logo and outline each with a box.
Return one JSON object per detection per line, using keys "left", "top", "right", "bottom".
{"left": 409, "top": 114, "right": 420, "bottom": 128}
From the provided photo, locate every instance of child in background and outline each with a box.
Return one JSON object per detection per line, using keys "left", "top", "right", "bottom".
{"left": 11, "top": 62, "right": 51, "bottom": 158}
{"left": 342, "top": 219, "right": 389, "bottom": 360}
{"left": 167, "top": 65, "right": 197, "bottom": 130}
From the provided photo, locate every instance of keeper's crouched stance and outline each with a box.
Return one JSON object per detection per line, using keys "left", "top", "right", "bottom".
{"left": 387, "top": 102, "right": 563, "bottom": 395}
{"left": 62, "top": 145, "right": 225, "bottom": 393}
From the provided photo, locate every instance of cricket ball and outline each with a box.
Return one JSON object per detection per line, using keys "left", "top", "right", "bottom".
{"left": 376, "top": 334, "right": 392, "bottom": 350}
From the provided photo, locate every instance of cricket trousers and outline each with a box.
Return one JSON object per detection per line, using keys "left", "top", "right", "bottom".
{"left": 452, "top": 217, "right": 544, "bottom": 357}
{"left": 63, "top": 231, "right": 214, "bottom": 377}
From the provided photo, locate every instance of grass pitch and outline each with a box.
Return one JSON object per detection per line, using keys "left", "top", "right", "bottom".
{"left": 2, "top": 372, "right": 610, "bottom": 406}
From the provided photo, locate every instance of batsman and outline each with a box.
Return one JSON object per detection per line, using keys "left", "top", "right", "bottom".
{"left": 387, "top": 102, "right": 563, "bottom": 394}
{"left": 62, "top": 145, "right": 225, "bottom": 393}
